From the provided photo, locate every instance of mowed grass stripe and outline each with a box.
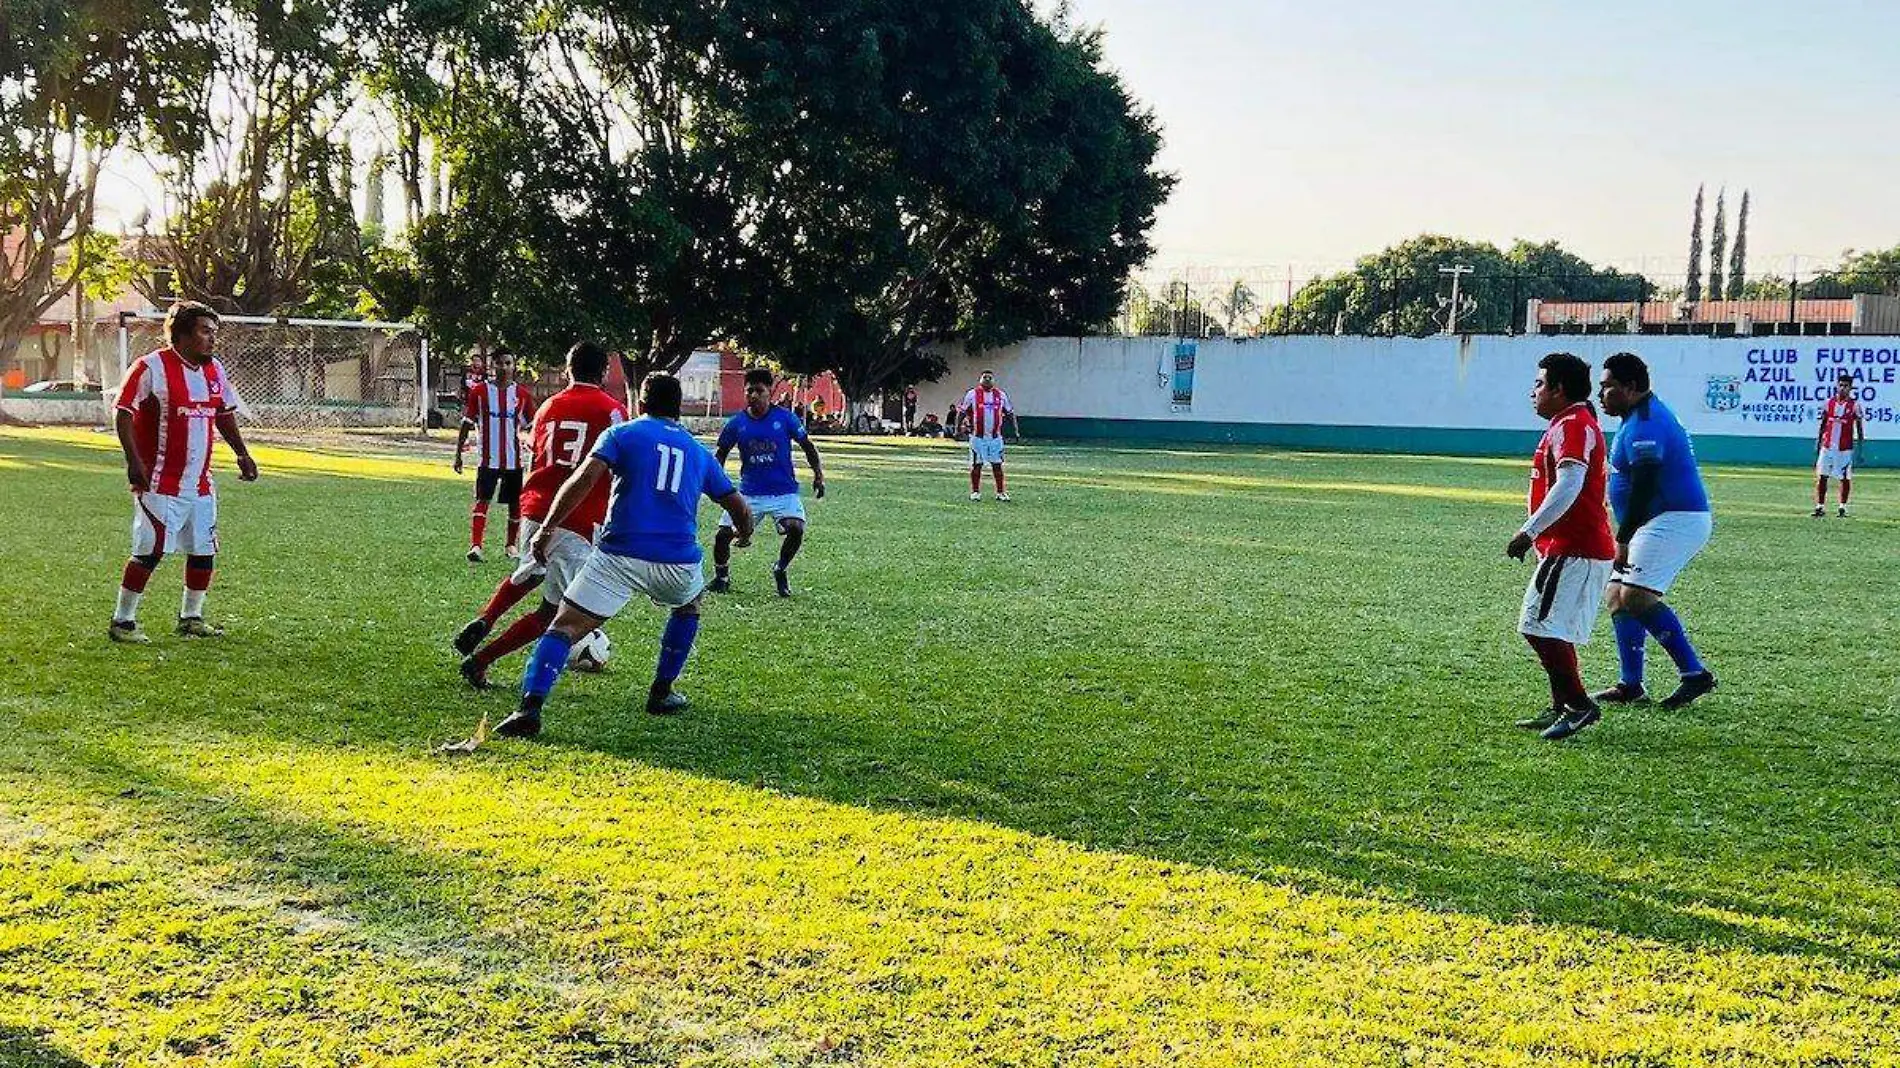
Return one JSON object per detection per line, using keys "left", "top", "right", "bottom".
{"left": 0, "top": 428, "right": 1895, "bottom": 1065}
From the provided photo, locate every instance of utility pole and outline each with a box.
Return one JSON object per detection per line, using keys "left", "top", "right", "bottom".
{"left": 1438, "top": 264, "right": 1474, "bottom": 334}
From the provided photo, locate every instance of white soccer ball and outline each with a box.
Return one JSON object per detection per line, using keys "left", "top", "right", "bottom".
{"left": 569, "top": 629, "right": 612, "bottom": 672}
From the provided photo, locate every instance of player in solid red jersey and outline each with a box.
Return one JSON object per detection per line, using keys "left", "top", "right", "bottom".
{"left": 1813, "top": 373, "right": 1864, "bottom": 518}
{"left": 454, "top": 348, "right": 536, "bottom": 562}
{"left": 107, "top": 301, "right": 260, "bottom": 643}
{"left": 1505, "top": 352, "right": 1616, "bottom": 742}
{"left": 453, "top": 343, "right": 628, "bottom": 686}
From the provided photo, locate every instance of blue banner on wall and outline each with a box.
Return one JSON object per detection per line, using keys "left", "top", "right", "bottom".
{"left": 1171, "top": 341, "right": 1197, "bottom": 412}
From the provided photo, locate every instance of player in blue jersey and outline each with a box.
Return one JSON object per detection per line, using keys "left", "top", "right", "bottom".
{"left": 1593, "top": 352, "right": 1718, "bottom": 711}
{"left": 492, "top": 374, "right": 754, "bottom": 738}
{"left": 709, "top": 367, "right": 828, "bottom": 598}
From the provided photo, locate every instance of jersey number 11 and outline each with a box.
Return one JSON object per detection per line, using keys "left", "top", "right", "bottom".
{"left": 654, "top": 444, "right": 686, "bottom": 493}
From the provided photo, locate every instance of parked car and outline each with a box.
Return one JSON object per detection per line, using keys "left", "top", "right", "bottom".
{"left": 22, "top": 379, "right": 101, "bottom": 394}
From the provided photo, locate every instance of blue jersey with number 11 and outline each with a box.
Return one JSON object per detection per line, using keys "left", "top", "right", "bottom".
{"left": 591, "top": 417, "right": 734, "bottom": 564}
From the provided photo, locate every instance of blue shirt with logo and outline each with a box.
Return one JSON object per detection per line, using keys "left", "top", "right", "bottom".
{"left": 1609, "top": 394, "right": 1711, "bottom": 524}
{"left": 591, "top": 417, "right": 735, "bottom": 563}
{"left": 716, "top": 407, "right": 808, "bottom": 497}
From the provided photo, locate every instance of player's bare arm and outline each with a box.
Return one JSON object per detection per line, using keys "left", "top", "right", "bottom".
{"left": 453, "top": 417, "right": 474, "bottom": 474}
{"left": 215, "top": 410, "right": 259, "bottom": 481}
{"left": 532, "top": 458, "right": 608, "bottom": 562}
{"left": 716, "top": 490, "right": 755, "bottom": 547}
{"left": 114, "top": 408, "right": 147, "bottom": 491}
{"left": 800, "top": 438, "right": 826, "bottom": 498}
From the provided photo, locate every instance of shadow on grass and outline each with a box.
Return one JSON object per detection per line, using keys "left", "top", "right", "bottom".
{"left": 0, "top": 1027, "right": 92, "bottom": 1068}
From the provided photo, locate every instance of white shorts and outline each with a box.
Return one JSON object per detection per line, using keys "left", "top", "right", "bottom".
{"left": 718, "top": 492, "right": 806, "bottom": 534}
{"left": 510, "top": 519, "right": 594, "bottom": 604}
{"left": 1518, "top": 555, "right": 1614, "bottom": 645}
{"left": 1615, "top": 510, "right": 1712, "bottom": 595}
{"left": 132, "top": 492, "right": 219, "bottom": 556}
{"left": 563, "top": 550, "right": 705, "bottom": 618}
{"left": 969, "top": 436, "right": 1005, "bottom": 465}
{"left": 1817, "top": 448, "right": 1855, "bottom": 480}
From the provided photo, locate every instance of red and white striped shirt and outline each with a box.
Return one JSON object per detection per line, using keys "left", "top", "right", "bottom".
{"left": 462, "top": 381, "right": 535, "bottom": 470}
{"left": 1820, "top": 396, "right": 1861, "bottom": 451}
{"left": 961, "top": 385, "right": 1013, "bottom": 438}
{"left": 115, "top": 348, "right": 241, "bottom": 497}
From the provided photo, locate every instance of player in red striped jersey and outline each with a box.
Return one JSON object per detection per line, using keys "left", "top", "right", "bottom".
{"left": 453, "top": 343, "right": 628, "bottom": 687}
{"left": 107, "top": 301, "right": 259, "bottom": 644}
{"left": 454, "top": 349, "right": 536, "bottom": 562}
{"left": 1813, "top": 374, "right": 1864, "bottom": 518}
{"left": 960, "top": 370, "right": 1019, "bottom": 501}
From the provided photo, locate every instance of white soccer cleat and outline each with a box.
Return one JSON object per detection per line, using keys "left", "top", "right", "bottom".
{"left": 970, "top": 491, "right": 981, "bottom": 502}
{"left": 466, "top": 546, "right": 485, "bottom": 563}
{"left": 996, "top": 492, "right": 1011, "bottom": 502}
{"left": 505, "top": 545, "right": 520, "bottom": 560}
{"left": 1838, "top": 506, "right": 1850, "bottom": 518}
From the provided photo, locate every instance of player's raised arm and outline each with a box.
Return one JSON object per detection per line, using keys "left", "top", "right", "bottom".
{"left": 532, "top": 458, "right": 608, "bottom": 562}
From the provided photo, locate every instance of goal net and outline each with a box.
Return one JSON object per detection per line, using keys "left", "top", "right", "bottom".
{"left": 116, "top": 312, "right": 427, "bottom": 431}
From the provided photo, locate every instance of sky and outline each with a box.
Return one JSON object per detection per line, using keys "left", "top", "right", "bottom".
{"left": 1061, "top": 0, "right": 1900, "bottom": 277}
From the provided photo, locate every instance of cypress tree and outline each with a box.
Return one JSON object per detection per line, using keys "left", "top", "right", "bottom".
{"left": 1726, "top": 191, "right": 1750, "bottom": 299}
{"left": 1708, "top": 189, "right": 1728, "bottom": 301}
{"left": 1685, "top": 184, "right": 1705, "bottom": 302}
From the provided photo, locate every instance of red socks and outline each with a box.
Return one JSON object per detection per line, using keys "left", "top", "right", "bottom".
{"left": 992, "top": 465, "right": 1006, "bottom": 493}
{"left": 479, "top": 574, "right": 542, "bottom": 626}
{"left": 471, "top": 501, "right": 489, "bottom": 548}
{"left": 969, "top": 468, "right": 981, "bottom": 492}
{"left": 475, "top": 606, "right": 554, "bottom": 667}
{"left": 1842, "top": 478, "right": 1852, "bottom": 505}
{"left": 1524, "top": 634, "right": 1586, "bottom": 708}
{"left": 184, "top": 563, "right": 213, "bottom": 592}
{"left": 122, "top": 560, "right": 156, "bottom": 593}
{"left": 505, "top": 508, "right": 520, "bottom": 550}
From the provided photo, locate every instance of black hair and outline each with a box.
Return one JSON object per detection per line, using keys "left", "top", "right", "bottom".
{"left": 744, "top": 367, "right": 774, "bottom": 389}
{"left": 1603, "top": 351, "right": 1650, "bottom": 392}
{"left": 566, "top": 342, "right": 609, "bottom": 383}
{"left": 1838, "top": 372, "right": 1855, "bottom": 383}
{"left": 1538, "top": 351, "right": 1592, "bottom": 405}
{"left": 641, "top": 372, "right": 683, "bottom": 418}
{"left": 164, "top": 300, "right": 220, "bottom": 344}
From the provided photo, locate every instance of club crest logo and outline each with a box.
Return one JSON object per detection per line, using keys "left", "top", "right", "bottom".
{"left": 1704, "top": 375, "right": 1741, "bottom": 413}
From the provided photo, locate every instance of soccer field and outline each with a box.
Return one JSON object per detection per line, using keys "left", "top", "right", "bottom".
{"left": 1, "top": 426, "right": 1896, "bottom": 1067}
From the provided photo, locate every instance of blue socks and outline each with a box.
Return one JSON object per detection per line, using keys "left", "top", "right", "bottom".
{"left": 522, "top": 631, "right": 575, "bottom": 699}
{"left": 655, "top": 613, "right": 699, "bottom": 686}
{"left": 1637, "top": 603, "right": 1705, "bottom": 678}
{"left": 1612, "top": 611, "right": 1648, "bottom": 687}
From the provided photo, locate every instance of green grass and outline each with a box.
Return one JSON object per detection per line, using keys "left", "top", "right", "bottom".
{"left": 1, "top": 425, "right": 1897, "bottom": 1067}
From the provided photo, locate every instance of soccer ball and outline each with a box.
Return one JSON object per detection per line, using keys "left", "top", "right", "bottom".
{"left": 568, "top": 629, "right": 612, "bottom": 672}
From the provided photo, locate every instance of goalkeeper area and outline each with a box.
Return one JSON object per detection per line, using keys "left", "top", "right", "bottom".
{"left": 0, "top": 428, "right": 1896, "bottom": 1066}
{"left": 114, "top": 311, "right": 429, "bottom": 431}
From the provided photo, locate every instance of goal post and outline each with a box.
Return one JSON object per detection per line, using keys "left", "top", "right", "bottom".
{"left": 115, "top": 311, "right": 428, "bottom": 431}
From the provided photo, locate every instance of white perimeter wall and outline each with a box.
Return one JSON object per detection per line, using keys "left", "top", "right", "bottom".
{"left": 918, "top": 335, "right": 1900, "bottom": 444}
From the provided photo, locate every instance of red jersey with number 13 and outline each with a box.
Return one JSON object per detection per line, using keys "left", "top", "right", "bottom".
{"left": 519, "top": 384, "right": 628, "bottom": 535}
{"left": 1528, "top": 402, "right": 1615, "bottom": 560}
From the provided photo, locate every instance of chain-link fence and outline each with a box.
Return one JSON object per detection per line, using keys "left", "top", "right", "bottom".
{"left": 117, "top": 314, "right": 423, "bottom": 429}
{"left": 1115, "top": 264, "right": 1900, "bottom": 339}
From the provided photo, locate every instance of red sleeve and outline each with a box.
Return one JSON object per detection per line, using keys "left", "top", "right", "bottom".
{"left": 1551, "top": 413, "right": 1593, "bottom": 466}
{"left": 115, "top": 359, "right": 150, "bottom": 413}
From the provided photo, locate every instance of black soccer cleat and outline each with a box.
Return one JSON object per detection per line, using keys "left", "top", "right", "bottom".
{"left": 1514, "top": 707, "right": 1564, "bottom": 731}
{"left": 453, "top": 618, "right": 490, "bottom": 656}
{"left": 707, "top": 574, "right": 731, "bottom": 594}
{"left": 773, "top": 567, "right": 791, "bottom": 598}
{"left": 458, "top": 655, "right": 491, "bottom": 691}
{"left": 646, "top": 691, "right": 691, "bottom": 716}
{"left": 1660, "top": 671, "right": 1717, "bottom": 711}
{"left": 1592, "top": 682, "right": 1649, "bottom": 705}
{"left": 492, "top": 707, "right": 542, "bottom": 738}
{"left": 1540, "top": 702, "right": 1601, "bottom": 741}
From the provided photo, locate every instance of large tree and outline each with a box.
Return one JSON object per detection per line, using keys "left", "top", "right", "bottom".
{"left": 1685, "top": 184, "right": 1706, "bottom": 303}
{"left": 0, "top": 0, "right": 211, "bottom": 363}
{"left": 1707, "top": 188, "right": 1728, "bottom": 301}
